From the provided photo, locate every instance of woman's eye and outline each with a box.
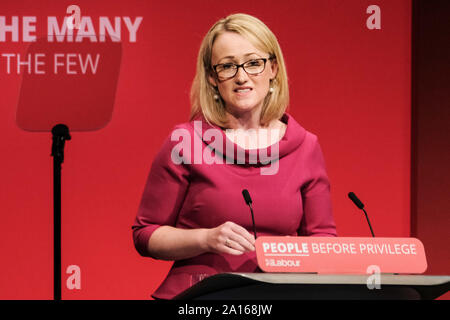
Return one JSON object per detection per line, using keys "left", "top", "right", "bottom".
{"left": 247, "top": 60, "right": 262, "bottom": 66}
{"left": 221, "top": 63, "right": 234, "bottom": 70}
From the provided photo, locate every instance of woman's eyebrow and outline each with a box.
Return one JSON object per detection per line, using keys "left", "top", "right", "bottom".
{"left": 217, "top": 52, "right": 260, "bottom": 63}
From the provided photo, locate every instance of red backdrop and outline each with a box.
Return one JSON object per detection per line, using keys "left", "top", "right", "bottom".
{"left": 0, "top": 0, "right": 412, "bottom": 299}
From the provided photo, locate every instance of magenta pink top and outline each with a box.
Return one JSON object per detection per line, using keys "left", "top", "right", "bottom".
{"left": 132, "top": 113, "right": 337, "bottom": 299}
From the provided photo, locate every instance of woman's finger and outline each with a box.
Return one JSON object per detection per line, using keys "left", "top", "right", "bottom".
{"left": 227, "top": 233, "right": 255, "bottom": 252}
{"left": 228, "top": 222, "right": 256, "bottom": 249}
{"left": 221, "top": 238, "right": 245, "bottom": 255}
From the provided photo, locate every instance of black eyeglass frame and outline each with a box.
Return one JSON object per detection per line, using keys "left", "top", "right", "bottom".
{"left": 212, "top": 56, "right": 275, "bottom": 81}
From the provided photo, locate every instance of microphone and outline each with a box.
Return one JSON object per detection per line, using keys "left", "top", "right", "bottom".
{"left": 348, "top": 192, "right": 375, "bottom": 237}
{"left": 242, "top": 189, "right": 258, "bottom": 239}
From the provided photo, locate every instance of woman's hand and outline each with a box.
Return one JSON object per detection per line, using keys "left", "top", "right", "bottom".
{"left": 203, "top": 221, "right": 256, "bottom": 255}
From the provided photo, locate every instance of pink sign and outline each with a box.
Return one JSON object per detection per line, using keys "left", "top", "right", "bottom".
{"left": 255, "top": 237, "right": 427, "bottom": 274}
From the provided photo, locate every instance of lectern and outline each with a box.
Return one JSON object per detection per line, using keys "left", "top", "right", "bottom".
{"left": 174, "top": 273, "right": 450, "bottom": 300}
{"left": 175, "top": 237, "right": 447, "bottom": 300}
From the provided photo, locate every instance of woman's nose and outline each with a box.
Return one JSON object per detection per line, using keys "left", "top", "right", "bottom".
{"left": 234, "top": 66, "right": 249, "bottom": 83}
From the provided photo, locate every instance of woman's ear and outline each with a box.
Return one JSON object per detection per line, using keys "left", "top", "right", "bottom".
{"left": 270, "top": 58, "right": 278, "bottom": 80}
{"left": 208, "top": 71, "right": 218, "bottom": 87}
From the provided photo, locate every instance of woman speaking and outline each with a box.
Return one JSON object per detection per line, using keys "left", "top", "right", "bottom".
{"left": 132, "top": 13, "right": 337, "bottom": 300}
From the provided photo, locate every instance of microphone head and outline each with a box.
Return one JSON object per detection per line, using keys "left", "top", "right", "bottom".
{"left": 348, "top": 192, "right": 365, "bottom": 209}
{"left": 242, "top": 189, "right": 252, "bottom": 205}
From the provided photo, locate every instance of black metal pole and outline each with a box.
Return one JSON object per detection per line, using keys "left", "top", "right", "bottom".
{"left": 53, "top": 154, "right": 61, "bottom": 300}
{"left": 51, "top": 124, "right": 71, "bottom": 301}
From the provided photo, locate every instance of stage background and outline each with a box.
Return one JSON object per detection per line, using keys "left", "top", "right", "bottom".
{"left": 0, "top": 0, "right": 436, "bottom": 300}
{"left": 411, "top": 0, "right": 450, "bottom": 300}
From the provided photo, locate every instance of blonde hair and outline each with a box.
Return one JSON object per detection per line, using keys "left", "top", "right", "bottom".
{"left": 189, "top": 13, "right": 289, "bottom": 127}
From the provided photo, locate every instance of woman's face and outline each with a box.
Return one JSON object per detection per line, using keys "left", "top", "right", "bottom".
{"left": 209, "top": 32, "right": 278, "bottom": 116}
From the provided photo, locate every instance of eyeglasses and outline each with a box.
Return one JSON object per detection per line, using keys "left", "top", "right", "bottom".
{"left": 212, "top": 57, "right": 274, "bottom": 81}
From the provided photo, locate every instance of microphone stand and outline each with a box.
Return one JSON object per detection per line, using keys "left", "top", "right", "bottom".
{"left": 248, "top": 203, "right": 257, "bottom": 240}
{"left": 51, "top": 124, "right": 71, "bottom": 301}
{"left": 362, "top": 208, "right": 375, "bottom": 238}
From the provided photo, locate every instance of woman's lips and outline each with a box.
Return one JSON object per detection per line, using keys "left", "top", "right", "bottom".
{"left": 234, "top": 87, "right": 253, "bottom": 96}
